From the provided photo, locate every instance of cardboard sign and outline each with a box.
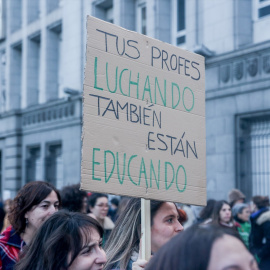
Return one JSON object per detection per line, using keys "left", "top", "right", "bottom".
{"left": 81, "top": 16, "right": 206, "bottom": 206}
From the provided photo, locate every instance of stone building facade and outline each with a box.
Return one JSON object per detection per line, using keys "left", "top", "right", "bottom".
{"left": 0, "top": 0, "right": 88, "bottom": 198}
{"left": 0, "top": 0, "right": 269, "bottom": 200}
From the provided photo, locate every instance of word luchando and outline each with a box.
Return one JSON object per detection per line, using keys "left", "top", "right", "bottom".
{"left": 94, "top": 57, "right": 195, "bottom": 112}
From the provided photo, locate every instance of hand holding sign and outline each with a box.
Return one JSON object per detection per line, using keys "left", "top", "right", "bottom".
{"left": 132, "top": 258, "right": 148, "bottom": 270}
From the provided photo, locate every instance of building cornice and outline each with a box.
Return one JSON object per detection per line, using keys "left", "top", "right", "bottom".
{"left": 206, "top": 40, "right": 270, "bottom": 66}
{"left": 0, "top": 96, "right": 82, "bottom": 138}
{"left": 205, "top": 41, "right": 270, "bottom": 100}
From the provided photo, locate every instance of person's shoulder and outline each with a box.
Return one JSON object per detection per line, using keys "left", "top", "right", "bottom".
{"left": 256, "top": 210, "right": 270, "bottom": 226}
{"left": 88, "top": 213, "right": 97, "bottom": 220}
{"left": 0, "top": 227, "right": 14, "bottom": 260}
{"left": 104, "top": 216, "right": 115, "bottom": 230}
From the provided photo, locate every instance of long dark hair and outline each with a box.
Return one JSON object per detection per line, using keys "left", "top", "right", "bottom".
{"left": 199, "top": 199, "right": 216, "bottom": 221}
{"left": 145, "top": 224, "right": 242, "bottom": 270}
{"left": 15, "top": 210, "right": 103, "bottom": 270}
{"left": 212, "top": 200, "right": 233, "bottom": 224}
{"left": 9, "top": 181, "right": 61, "bottom": 234}
{"left": 104, "top": 198, "right": 164, "bottom": 270}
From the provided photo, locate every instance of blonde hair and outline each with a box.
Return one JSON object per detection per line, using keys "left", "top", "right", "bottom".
{"left": 104, "top": 198, "right": 163, "bottom": 270}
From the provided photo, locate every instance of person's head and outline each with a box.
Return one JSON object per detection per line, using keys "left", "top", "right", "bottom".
{"left": 212, "top": 200, "right": 232, "bottom": 225}
{"left": 232, "top": 203, "right": 250, "bottom": 223}
{"left": 89, "top": 194, "right": 109, "bottom": 221}
{"left": 199, "top": 199, "right": 216, "bottom": 221}
{"left": 145, "top": 224, "right": 258, "bottom": 270}
{"left": 252, "top": 195, "right": 269, "bottom": 210}
{"left": 9, "top": 181, "right": 61, "bottom": 234}
{"left": 151, "top": 201, "right": 183, "bottom": 252}
{"left": 178, "top": 209, "right": 188, "bottom": 224}
{"left": 15, "top": 210, "right": 107, "bottom": 270}
{"left": 104, "top": 198, "right": 183, "bottom": 270}
{"left": 4, "top": 199, "right": 13, "bottom": 213}
{"left": 228, "top": 189, "right": 245, "bottom": 208}
{"left": 110, "top": 198, "right": 119, "bottom": 210}
{"left": 61, "top": 184, "right": 88, "bottom": 213}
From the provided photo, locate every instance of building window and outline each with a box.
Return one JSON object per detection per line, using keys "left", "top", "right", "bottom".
{"left": 27, "top": 0, "right": 40, "bottom": 24}
{"left": 177, "top": 0, "right": 185, "bottom": 32}
{"left": 0, "top": 0, "right": 6, "bottom": 40}
{"left": 256, "top": 0, "right": 270, "bottom": 18}
{"left": 176, "top": 36, "right": 186, "bottom": 45}
{"left": 47, "top": 0, "right": 60, "bottom": 14}
{"left": 46, "top": 22, "right": 62, "bottom": 101}
{"left": 172, "top": 0, "right": 186, "bottom": 46}
{"left": 259, "top": 5, "right": 270, "bottom": 17}
{"left": 176, "top": 0, "right": 185, "bottom": 45}
{"left": 45, "top": 143, "right": 63, "bottom": 188}
{"left": 92, "top": 0, "right": 114, "bottom": 23}
{"left": 236, "top": 114, "right": 270, "bottom": 200}
{"left": 25, "top": 146, "right": 42, "bottom": 182}
{"left": 10, "top": 42, "right": 22, "bottom": 109}
{"left": 27, "top": 33, "right": 41, "bottom": 106}
{"left": 0, "top": 51, "right": 6, "bottom": 113}
{"left": 106, "top": 6, "right": 113, "bottom": 23}
{"left": 136, "top": 3, "right": 147, "bottom": 35}
{"left": 10, "top": 0, "right": 22, "bottom": 33}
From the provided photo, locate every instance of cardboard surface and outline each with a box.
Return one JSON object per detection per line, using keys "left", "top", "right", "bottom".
{"left": 81, "top": 16, "right": 206, "bottom": 205}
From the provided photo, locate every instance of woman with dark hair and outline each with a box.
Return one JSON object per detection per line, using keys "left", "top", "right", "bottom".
{"left": 88, "top": 193, "right": 114, "bottom": 244}
{"left": 104, "top": 198, "right": 183, "bottom": 270}
{"left": 212, "top": 200, "right": 235, "bottom": 229}
{"left": 249, "top": 196, "right": 270, "bottom": 270}
{"left": 145, "top": 224, "right": 258, "bottom": 270}
{"left": 0, "top": 181, "right": 61, "bottom": 269}
{"left": 15, "top": 210, "right": 106, "bottom": 270}
{"left": 60, "top": 183, "right": 88, "bottom": 213}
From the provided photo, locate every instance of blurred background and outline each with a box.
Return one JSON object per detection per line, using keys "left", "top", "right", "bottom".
{"left": 0, "top": 0, "right": 269, "bottom": 201}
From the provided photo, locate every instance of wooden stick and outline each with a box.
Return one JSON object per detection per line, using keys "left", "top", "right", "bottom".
{"left": 141, "top": 198, "right": 151, "bottom": 261}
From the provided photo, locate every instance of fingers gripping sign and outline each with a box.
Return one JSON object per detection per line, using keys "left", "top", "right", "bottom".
{"left": 132, "top": 259, "right": 148, "bottom": 270}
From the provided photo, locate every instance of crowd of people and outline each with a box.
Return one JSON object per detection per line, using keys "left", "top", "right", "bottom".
{"left": 0, "top": 182, "right": 268, "bottom": 270}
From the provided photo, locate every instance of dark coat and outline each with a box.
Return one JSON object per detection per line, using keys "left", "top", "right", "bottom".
{"left": 249, "top": 208, "right": 270, "bottom": 270}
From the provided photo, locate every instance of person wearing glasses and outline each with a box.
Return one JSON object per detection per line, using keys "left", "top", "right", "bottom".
{"left": 88, "top": 193, "right": 115, "bottom": 245}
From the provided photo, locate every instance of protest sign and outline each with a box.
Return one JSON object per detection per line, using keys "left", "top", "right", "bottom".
{"left": 81, "top": 16, "right": 206, "bottom": 206}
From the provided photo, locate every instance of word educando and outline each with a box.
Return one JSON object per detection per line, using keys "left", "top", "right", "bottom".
{"left": 92, "top": 148, "right": 187, "bottom": 193}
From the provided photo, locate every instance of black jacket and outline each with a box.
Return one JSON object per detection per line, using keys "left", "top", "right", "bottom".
{"left": 249, "top": 208, "right": 270, "bottom": 270}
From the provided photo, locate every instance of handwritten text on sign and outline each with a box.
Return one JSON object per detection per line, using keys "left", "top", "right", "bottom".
{"left": 81, "top": 16, "right": 206, "bottom": 205}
